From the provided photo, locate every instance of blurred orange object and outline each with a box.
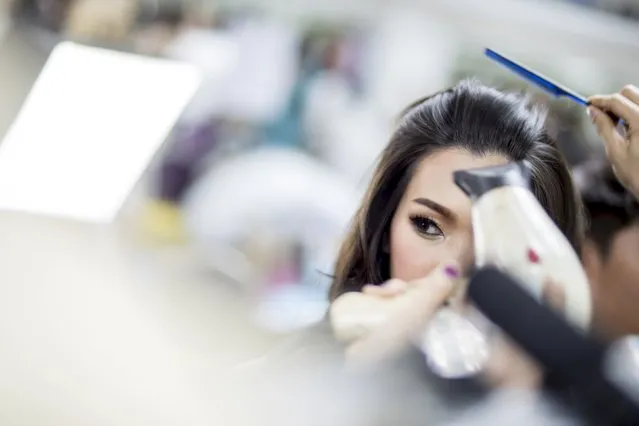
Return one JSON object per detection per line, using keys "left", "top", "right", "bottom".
{"left": 65, "top": 0, "right": 138, "bottom": 42}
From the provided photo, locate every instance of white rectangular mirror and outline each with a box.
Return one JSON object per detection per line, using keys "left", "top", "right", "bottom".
{"left": 0, "top": 42, "right": 201, "bottom": 223}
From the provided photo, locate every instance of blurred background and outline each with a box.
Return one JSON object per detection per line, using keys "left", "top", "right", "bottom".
{"left": 0, "top": 0, "right": 638, "bottom": 424}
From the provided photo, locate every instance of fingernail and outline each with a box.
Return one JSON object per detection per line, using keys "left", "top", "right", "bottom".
{"left": 587, "top": 107, "right": 597, "bottom": 121}
{"left": 444, "top": 265, "right": 459, "bottom": 278}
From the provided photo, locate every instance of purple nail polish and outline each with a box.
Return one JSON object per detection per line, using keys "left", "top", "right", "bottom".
{"left": 444, "top": 266, "right": 459, "bottom": 278}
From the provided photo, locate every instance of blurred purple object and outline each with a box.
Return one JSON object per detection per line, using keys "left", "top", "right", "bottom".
{"left": 157, "top": 120, "right": 219, "bottom": 203}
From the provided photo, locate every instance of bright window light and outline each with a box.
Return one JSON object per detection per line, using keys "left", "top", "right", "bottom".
{"left": 0, "top": 42, "right": 201, "bottom": 223}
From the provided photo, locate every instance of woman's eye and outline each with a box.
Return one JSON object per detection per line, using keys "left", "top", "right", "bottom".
{"left": 410, "top": 216, "right": 444, "bottom": 238}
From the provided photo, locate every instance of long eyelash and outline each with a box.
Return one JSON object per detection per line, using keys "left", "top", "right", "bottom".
{"left": 409, "top": 215, "right": 443, "bottom": 236}
{"left": 409, "top": 214, "right": 440, "bottom": 227}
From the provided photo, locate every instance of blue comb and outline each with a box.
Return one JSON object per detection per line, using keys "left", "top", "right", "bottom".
{"left": 485, "top": 48, "right": 588, "bottom": 106}
{"left": 485, "top": 48, "right": 624, "bottom": 127}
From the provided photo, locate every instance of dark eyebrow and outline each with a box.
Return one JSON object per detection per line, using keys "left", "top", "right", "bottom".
{"left": 412, "top": 198, "right": 455, "bottom": 220}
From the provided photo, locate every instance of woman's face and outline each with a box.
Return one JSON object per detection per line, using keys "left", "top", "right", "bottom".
{"left": 389, "top": 149, "right": 509, "bottom": 281}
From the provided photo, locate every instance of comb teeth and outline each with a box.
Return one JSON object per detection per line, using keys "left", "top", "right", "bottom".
{"left": 484, "top": 48, "right": 589, "bottom": 106}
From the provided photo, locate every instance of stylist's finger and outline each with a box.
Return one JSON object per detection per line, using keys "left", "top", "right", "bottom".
{"left": 346, "top": 263, "right": 459, "bottom": 366}
{"left": 362, "top": 279, "right": 408, "bottom": 298}
{"left": 589, "top": 93, "right": 639, "bottom": 127}
{"left": 408, "top": 263, "right": 460, "bottom": 300}
{"left": 541, "top": 279, "right": 566, "bottom": 313}
{"left": 620, "top": 85, "right": 639, "bottom": 105}
{"left": 588, "top": 107, "right": 628, "bottom": 168}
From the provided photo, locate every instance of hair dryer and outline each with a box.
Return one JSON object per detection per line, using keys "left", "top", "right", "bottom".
{"left": 468, "top": 267, "right": 639, "bottom": 425}
{"left": 453, "top": 160, "right": 592, "bottom": 330}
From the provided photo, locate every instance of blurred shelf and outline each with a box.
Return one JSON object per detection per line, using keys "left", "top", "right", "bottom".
{"left": 222, "top": 0, "right": 639, "bottom": 78}
{"left": 425, "top": 0, "right": 639, "bottom": 58}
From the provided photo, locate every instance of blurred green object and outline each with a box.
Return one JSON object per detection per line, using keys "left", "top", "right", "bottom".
{"left": 11, "top": 0, "right": 72, "bottom": 33}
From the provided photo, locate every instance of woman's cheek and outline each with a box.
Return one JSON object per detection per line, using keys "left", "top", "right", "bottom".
{"left": 389, "top": 225, "right": 440, "bottom": 281}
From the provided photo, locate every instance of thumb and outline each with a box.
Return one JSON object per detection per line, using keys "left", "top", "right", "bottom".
{"left": 345, "top": 264, "right": 459, "bottom": 365}
{"left": 397, "top": 263, "right": 461, "bottom": 322}
{"left": 408, "top": 263, "right": 460, "bottom": 296}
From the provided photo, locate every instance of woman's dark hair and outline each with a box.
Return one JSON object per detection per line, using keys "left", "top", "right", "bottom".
{"left": 573, "top": 158, "right": 638, "bottom": 257}
{"left": 329, "top": 80, "right": 586, "bottom": 301}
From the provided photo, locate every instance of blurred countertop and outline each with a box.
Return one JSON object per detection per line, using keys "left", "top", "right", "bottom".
{"left": 0, "top": 210, "right": 275, "bottom": 425}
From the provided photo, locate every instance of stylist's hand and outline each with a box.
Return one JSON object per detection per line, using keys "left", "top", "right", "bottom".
{"left": 337, "top": 272, "right": 565, "bottom": 390}
{"left": 589, "top": 86, "right": 639, "bottom": 198}
{"left": 341, "top": 264, "right": 459, "bottom": 368}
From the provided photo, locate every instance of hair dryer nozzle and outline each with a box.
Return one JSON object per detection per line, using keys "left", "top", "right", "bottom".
{"left": 453, "top": 160, "right": 531, "bottom": 200}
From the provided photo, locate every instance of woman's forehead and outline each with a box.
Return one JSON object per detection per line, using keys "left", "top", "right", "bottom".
{"left": 403, "top": 149, "right": 510, "bottom": 209}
